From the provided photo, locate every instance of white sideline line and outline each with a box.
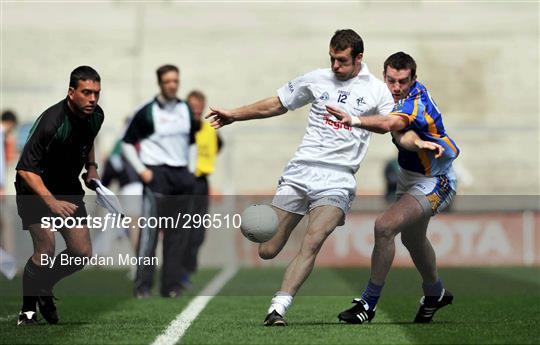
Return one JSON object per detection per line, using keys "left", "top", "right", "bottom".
{"left": 151, "top": 265, "right": 238, "bottom": 345}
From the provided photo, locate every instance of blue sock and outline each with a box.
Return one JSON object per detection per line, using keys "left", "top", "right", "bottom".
{"left": 361, "top": 279, "right": 384, "bottom": 311}
{"left": 422, "top": 279, "right": 443, "bottom": 297}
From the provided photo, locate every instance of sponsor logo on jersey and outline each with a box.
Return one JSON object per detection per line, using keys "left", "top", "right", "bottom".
{"left": 323, "top": 116, "right": 352, "bottom": 131}
{"left": 353, "top": 107, "right": 367, "bottom": 113}
{"left": 287, "top": 81, "right": 294, "bottom": 93}
{"left": 415, "top": 183, "right": 426, "bottom": 190}
{"left": 393, "top": 98, "right": 405, "bottom": 112}
{"left": 356, "top": 97, "right": 366, "bottom": 106}
{"left": 319, "top": 91, "right": 329, "bottom": 101}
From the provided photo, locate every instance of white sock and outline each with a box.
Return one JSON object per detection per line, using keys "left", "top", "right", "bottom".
{"left": 267, "top": 291, "right": 293, "bottom": 316}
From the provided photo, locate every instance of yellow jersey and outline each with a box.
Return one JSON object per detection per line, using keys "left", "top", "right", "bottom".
{"left": 195, "top": 120, "right": 219, "bottom": 177}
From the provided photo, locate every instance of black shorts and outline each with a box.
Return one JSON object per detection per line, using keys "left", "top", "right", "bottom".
{"left": 16, "top": 194, "right": 88, "bottom": 230}
{"left": 15, "top": 179, "right": 88, "bottom": 230}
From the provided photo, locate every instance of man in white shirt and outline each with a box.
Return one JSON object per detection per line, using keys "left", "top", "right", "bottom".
{"left": 207, "top": 30, "right": 435, "bottom": 326}
{"left": 122, "top": 65, "right": 199, "bottom": 298}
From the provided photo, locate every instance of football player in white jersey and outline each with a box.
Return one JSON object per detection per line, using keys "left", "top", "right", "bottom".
{"left": 206, "top": 30, "right": 441, "bottom": 326}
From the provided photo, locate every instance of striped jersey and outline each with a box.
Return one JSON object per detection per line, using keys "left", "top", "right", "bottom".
{"left": 390, "top": 81, "right": 459, "bottom": 176}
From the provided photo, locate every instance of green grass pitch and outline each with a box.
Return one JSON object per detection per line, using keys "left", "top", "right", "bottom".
{"left": 1, "top": 266, "right": 539, "bottom": 344}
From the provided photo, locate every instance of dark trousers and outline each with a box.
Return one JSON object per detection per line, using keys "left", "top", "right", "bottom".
{"left": 183, "top": 176, "right": 209, "bottom": 274}
{"left": 134, "top": 165, "right": 195, "bottom": 295}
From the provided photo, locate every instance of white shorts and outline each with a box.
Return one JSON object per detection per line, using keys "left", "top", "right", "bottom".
{"left": 271, "top": 162, "right": 356, "bottom": 220}
{"left": 396, "top": 167, "right": 457, "bottom": 216}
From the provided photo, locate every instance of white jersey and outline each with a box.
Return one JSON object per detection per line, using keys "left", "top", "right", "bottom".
{"left": 123, "top": 97, "right": 196, "bottom": 168}
{"left": 277, "top": 64, "right": 394, "bottom": 173}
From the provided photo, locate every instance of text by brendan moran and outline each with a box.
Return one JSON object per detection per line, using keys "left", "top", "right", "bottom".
{"left": 40, "top": 254, "right": 158, "bottom": 268}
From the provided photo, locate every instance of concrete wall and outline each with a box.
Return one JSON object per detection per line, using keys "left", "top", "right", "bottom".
{"left": 3, "top": 1, "right": 539, "bottom": 195}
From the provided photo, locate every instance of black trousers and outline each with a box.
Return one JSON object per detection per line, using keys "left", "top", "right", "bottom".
{"left": 134, "top": 165, "right": 195, "bottom": 295}
{"left": 183, "top": 176, "right": 209, "bottom": 274}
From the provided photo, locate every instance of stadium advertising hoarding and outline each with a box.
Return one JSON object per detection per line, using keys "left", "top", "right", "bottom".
{"left": 238, "top": 211, "right": 540, "bottom": 267}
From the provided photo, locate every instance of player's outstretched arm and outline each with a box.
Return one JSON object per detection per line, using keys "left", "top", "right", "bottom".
{"left": 392, "top": 130, "right": 445, "bottom": 158}
{"left": 205, "top": 97, "right": 288, "bottom": 129}
{"left": 325, "top": 105, "right": 407, "bottom": 134}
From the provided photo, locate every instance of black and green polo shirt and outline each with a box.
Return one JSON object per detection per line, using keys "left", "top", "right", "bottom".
{"left": 16, "top": 98, "right": 104, "bottom": 195}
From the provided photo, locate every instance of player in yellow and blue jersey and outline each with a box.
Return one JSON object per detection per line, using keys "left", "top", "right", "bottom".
{"left": 327, "top": 52, "right": 458, "bottom": 324}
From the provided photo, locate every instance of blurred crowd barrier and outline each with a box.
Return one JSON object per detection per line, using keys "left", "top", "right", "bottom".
{"left": 2, "top": 1, "right": 538, "bottom": 196}
{"left": 2, "top": 195, "right": 539, "bottom": 273}
{"left": 238, "top": 210, "right": 540, "bottom": 268}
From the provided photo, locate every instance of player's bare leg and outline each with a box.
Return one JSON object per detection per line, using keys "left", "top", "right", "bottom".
{"left": 258, "top": 207, "right": 303, "bottom": 260}
{"left": 339, "top": 194, "right": 452, "bottom": 324}
{"left": 398, "top": 203, "right": 453, "bottom": 322}
{"left": 59, "top": 225, "right": 92, "bottom": 259}
{"left": 280, "top": 205, "right": 343, "bottom": 295}
{"left": 401, "top": 215, "right": 438, "bottom": 284}
{"left": 265, "top": 205, "right": 342, "bottom": 326}
{"left": 47, "top": 225, "right": 93, "bottom": 291}
{"left": 370, "top": 194, "right": 424, "bottom": 285}
{"left": 338, "top": 194, "right": 424, "bottom": 324}
{"left": 28, "top": 224, "right": 57, "bottom": 266}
